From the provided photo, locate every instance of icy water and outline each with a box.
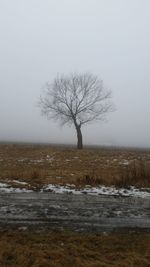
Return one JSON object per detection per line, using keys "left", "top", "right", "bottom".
{"left": 0, "top": 192, "right": 149, "bottom": 232}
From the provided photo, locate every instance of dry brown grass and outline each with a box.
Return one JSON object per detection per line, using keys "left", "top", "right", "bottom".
{"left": 77, "top": 159, "right": 150, "bottom": 188}
{"left": 115, "top": 159, "right": 150, "bottom": 187}
{"left": 0, "top": 230, "right": 149, "bottom": 267}
{"left": 0, "top": 143, "right": 150, "bottom": 188}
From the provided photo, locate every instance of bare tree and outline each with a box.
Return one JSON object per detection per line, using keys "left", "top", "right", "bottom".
{"left": 39, "top": 73, "right": 114, "bottom": 149}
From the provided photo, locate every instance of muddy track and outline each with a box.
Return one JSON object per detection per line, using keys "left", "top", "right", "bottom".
{"left": 0, "top": 193, "right": 149, "bottom": 232}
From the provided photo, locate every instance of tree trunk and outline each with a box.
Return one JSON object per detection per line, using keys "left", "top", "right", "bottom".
{"left": 76, "top": 126, "right": 83, "bottom": 149}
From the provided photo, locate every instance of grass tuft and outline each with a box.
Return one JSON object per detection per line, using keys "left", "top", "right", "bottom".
{"left": 76, "top": 160, "right": 150, "bottom": 188}
{"left": 117, "top": 159, "right": 150, "bottom": 187}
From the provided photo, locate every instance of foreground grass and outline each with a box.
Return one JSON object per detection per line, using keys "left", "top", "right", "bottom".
{"left": 0, "top": 143, "right": 150, "bottom": 188}
{"left": 0, "top": 230, "right": 149, "bottom": 267}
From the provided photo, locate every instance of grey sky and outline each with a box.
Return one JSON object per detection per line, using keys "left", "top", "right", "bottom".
{"left": 0, "top": 0, "right": 150, "bottom": 147}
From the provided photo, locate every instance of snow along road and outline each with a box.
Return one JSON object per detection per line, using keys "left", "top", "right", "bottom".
{"left": 0, "top": 192, "right": 149, "bottom": 232}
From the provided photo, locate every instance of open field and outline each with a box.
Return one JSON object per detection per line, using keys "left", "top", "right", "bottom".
{"left": 0, "top": 143, "right": 150, "bottom": 266}
{"left": 0, "top": 230, "right": 149, "bottom": 267}
{"left": 0, "top": 143, "right": 150, "bottom": 189}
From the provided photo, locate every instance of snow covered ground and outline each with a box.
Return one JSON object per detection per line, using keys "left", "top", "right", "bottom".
{"left": 0, "top": 181, "right": 150, "bottom": 198}
{"left": 42, "top": 184, "right": 150, "bottom": 198}
{"left": 0, "top": 182, "right": 33, "bottom": 193}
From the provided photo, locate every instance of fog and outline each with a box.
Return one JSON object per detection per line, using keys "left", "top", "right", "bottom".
{"left": 0, "top": 0, "right": 150, "bottom": 148}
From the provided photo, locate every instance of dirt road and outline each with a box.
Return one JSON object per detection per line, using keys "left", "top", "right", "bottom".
{"left": 0, "top": 193, "right": 149, "bottom": 232}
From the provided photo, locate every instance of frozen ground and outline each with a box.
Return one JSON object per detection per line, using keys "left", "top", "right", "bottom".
{"left": 0, "top": 180, "right": 149, "bottom": 232}
{"left": 0, "top": 192, "right": 149, "bottom": 232}
{"left": 0, "top": 181, "right": 150, "bottom": 198}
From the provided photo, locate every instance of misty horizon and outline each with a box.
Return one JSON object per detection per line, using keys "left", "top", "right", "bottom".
{"left": 0, "top": 0, "right": 150, "bottom": 148}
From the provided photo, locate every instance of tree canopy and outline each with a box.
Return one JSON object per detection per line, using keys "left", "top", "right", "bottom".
{"left": 39, "top": 73, "right": 114, "bottom": 149}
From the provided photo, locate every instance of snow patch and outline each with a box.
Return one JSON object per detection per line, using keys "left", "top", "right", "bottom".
{"left": 30, "top": 159, "right": 44, "bottom": 163}
{"left": 0, "top": 182, "right": 33, "bottom": 193}
{"left": 17, "top": 158, "right": 28, "bottom": 162}
{"left": 0, "top": 181, "right": 149, "bottom": 198}
{"left": 121, "top": 159, "right": 130, "bottom": 165}
{"left": 12, "top": 180, "right": 28, "bottom": 185}
{"left": 42, "top": 184, "right": 150, "bottom": 198}
{"left": 0, "top": 182, "right": 9, "bottom": 188}
{"left": 46, "top": 155, "right": 54, "bottom": 161}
